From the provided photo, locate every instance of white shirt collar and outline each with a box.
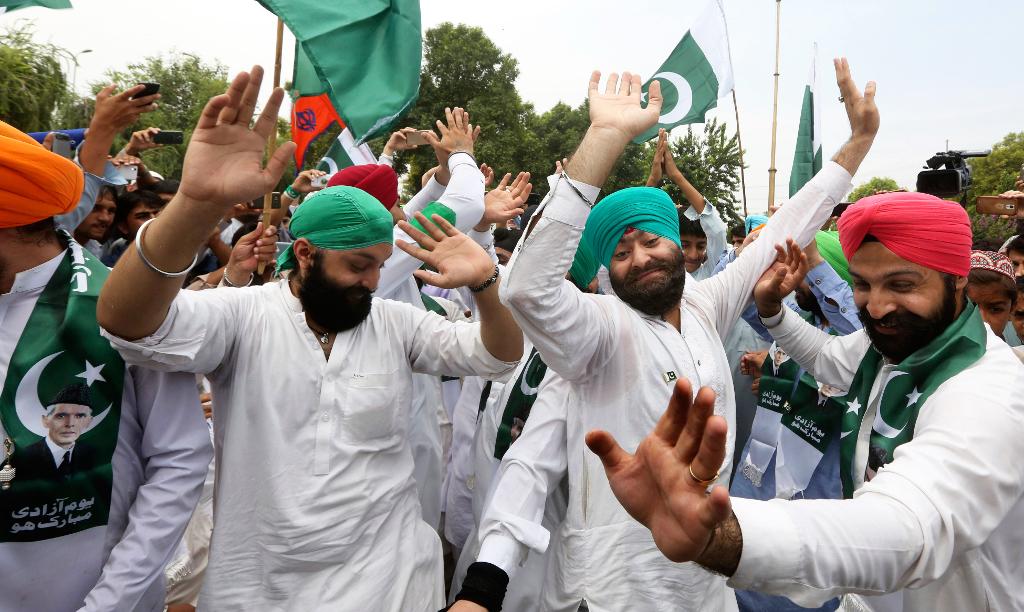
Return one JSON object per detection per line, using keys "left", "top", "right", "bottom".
{"left": 44, "top": 435, "right": 73, "bottom": 466}
{"left": 5, "top": 250, "right": 64, "bottom": 295}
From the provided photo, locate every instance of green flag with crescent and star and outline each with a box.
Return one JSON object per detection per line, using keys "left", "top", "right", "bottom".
{"left": 634, "top": 0, "right": 734, "bottom": 143}
{"left": 789, "top": 44, "right": 824, "bottom": 196}
{"left": 0, "top": 237, "right": 125, "bottom": 542}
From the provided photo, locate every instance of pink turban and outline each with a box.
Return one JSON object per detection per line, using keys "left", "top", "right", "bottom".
{"left": 327, "top": 164, "right": 399, "bottom": 210}
{"left": 838, "top": 192, "right": 972, "bottom": 277}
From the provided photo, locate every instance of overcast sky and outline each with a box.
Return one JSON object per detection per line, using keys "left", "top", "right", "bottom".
{"left": 8, "top": 0, "right": 1023, "bottom": 213}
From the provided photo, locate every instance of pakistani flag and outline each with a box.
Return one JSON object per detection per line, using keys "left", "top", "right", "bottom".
{"left": 257, "top": 0, "right": 422, "bottom": 144}
{"left": 316, "top": 128, "right": 377, "bottom": 175}
{"left": 789, "top": 45, "right": 823, "bottom": 197}
{"left": 634, "top": 0, "right": 734, "bottom": 143}
{"left": 0, "top": 0, "right": 71, "bottom": 12}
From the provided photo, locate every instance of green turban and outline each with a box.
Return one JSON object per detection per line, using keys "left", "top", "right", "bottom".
{"left": 409, "top": 201, "right": 456, "bottom": 234}
{"left": 568, "top": 240, "right": 599, "bottom": 291}
{"left": 583, "top": 187, "right": 681, "bottom": 268}
{"left": 277, "top": 186, "right": 393, "bottom": 272}
{"left": 815, "top": 230, "right": 852, "bottom": 287}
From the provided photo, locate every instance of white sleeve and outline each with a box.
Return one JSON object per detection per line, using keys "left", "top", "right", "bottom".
{"left": 688, "top": 162, "right": 852, "bottom": 340}
{"left": 761, "top": 308, "right": 871, "bottom": 391}
{"left": 101, "top": 286, "right": 248, "bottom": 374}
{"left": 377, "top": 153, "right": 484, "bottom": 299}
{"left": 476, "top": 372, "right": 569, "bottom": 577}
{"left": 684, "top": 201, "right": 728, "bottom": 280}
{"left": 80, "top": 368, "right": 213, "bottom": 611}
{"left": 402, "top": 175, "right": 446, "bottom": 219}
{"left": 500, "top": 174, "right": 620, "bottom": 382}
{"left": 728, "top": 352, "right": 1024, "bottom": 606}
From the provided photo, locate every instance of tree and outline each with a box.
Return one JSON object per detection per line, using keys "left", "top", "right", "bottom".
{"left": 0, "top": 23, "right": 70, "bottom": 132}
{"left": 847, "top": 176, "right": 902, "bottom": 202}
{"left": 639, "top": 119, "right": 745, "bottom": 227}
{"left": 398, "top": 23, "right": 540, "bottom": 195}
{"left": 966, "top": 132, "right": 1024, "bottom": 246}
{"left": 89, "top": 53, "right": 231, "bottom": 179}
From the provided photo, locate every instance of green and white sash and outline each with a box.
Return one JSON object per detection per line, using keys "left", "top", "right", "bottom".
{"left": 832, "top": 302, "right": 986, "bottom": 497}
{"left": 493, "top": 347, "right": 547, "bottom": 460}
{"left": 0, "top": 235, "right": 125, "bottom": 541}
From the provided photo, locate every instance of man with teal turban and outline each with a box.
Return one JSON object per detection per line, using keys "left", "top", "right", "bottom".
{"left": 96, "top": 69, "right": 524, "bottom": 612}
{"left": 454, "top": 61, "right": 878, "bottom": 611}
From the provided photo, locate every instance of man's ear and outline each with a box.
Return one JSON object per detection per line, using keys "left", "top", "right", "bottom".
{"left": 293, "top": 238, "right": 316, "bottom": 272}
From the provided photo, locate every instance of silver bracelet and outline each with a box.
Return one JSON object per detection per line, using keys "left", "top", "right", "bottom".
{"left": 221, "top": 270, "right": 254, "bottom": 288}
{"left": 134, "top": 218, "right": 198, "bottom": 278}
{"left": 559, "top": 171, "right": 597, "bottom": 209}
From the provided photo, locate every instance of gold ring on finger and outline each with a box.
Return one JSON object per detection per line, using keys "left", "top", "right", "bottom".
{"left": 688, "top": 464, "right": 719, "bottom": 487}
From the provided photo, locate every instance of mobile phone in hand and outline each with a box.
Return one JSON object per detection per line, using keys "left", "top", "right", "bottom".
{"left": 130, "top": 82, "right": 160, "bottom": 100}
{"left": 311, "top": 175, "right": 329, "bottom": 189}
{"left": 152, "top": 130, "right": 183, "bottom": 145}
{"left": 406, "top": 130, "right": 432, "bottom": 147}
{"left": 51, "top": 133, "right": 74, "bottom": 159}
{"left": 116, "top": 165, "right": 139, "bottom": 182}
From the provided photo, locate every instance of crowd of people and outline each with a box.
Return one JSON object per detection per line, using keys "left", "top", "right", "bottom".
{"left": 0, "top": 56, "right": 1022, "bottom": 612}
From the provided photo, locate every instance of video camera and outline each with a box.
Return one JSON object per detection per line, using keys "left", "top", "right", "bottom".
{"left": 916, "top": 150, "right": 990, "bottom": 199}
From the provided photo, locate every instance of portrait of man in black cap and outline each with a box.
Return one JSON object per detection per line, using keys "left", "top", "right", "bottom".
{"left": 16, "top": 383, "right": 99, "bottom": 482}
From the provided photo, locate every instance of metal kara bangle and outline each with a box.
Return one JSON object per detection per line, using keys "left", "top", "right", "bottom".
{"left": 134, "top": 218, "right": 198, "bottom": 278}
{"left": 469, "top": 265, "right": 500, "bottom": 293}
{"left": 221, "top": 270, "right": 253, "bottom": 288}
{"left": 559, "top": 171, "right": 596, "bottom": 208}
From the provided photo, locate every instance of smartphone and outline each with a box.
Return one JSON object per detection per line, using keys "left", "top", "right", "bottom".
{"left": 116, "top": 165, "right": 139, "bottom": 182}
{"left": 976, "top": 196, "right": 1020, "bottom": 217}
{"left": 152, "top": 130, "right": 183, "bottom": 145}
{"left": 406, "top": 130, "right": 432, "bottom": 147}
{"left": 311, "top": 175, "right": 329, "bottom": 189}
{"left": 52, "top": 133, "right": 74, "bottom": 159}
{"left": 130, "top": 82, "right": 160, "bottom": 100}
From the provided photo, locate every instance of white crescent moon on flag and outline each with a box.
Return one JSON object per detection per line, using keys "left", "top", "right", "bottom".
{"left": 519, "top": 352, "right": 543, "bottom": 397}
{"left": 652, "top": 71, "right": 694, "bottom": 125}
{"left": 321, "top": 157, "right": 339, "bottom": 176}
{"left": 15, "top": 351, "right": 112, "bottom": 438}
{"left": 873, "top": 370, "right": 909, "bottom": 438}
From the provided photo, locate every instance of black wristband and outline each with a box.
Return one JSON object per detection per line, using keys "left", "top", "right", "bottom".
{"left": 469, "top": 265, "right": 500, "bottom": 293}
{"left": 451, "top": 561, "right": 508, "bottom": 612}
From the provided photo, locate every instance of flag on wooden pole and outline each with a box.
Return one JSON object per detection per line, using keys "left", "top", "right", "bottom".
{"left": 789, "top": 44, "right": 823, "bottom": 196}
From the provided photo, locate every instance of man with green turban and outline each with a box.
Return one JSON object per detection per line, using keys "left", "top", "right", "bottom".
{"left": 96, "top": 68, "right": 524, "bottom": 611}
{"left": 452, "top": 62, "right": 878, "bottom": 612}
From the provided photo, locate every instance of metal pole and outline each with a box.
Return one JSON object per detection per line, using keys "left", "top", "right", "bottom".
{"left": 767, "top": 0, "right": 782, "bottom": 213}
{"left": 732, "top": 90, "right": 748, "bottom": 217}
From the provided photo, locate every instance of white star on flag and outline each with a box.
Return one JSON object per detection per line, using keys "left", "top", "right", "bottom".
{"left": 641, "top": 91, "right": 648, "bottom": 104}
{"left": 845, "top": 398, "right": 862, "bottom": 415}
{"left": 906, "top": 388, "right": 922, "bottom": 406}
{"left": 76, "top": 360, "right": 106, "bottom": 387}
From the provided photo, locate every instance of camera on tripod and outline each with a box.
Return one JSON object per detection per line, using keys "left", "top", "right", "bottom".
{"left": 916, "top": 150, "right": 990, "bottom": 199}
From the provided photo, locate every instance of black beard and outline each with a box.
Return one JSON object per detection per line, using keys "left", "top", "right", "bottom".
{"left": 610, "top": 249, "right": 687, "bottom": 316}
{"left": 859, "top": 277, "right": 957, "bottom": 363}
{"left": 297, "top": 253, "right": 373, "bottom": 333}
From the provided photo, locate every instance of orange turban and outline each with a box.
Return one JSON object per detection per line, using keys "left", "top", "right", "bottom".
{"left": 0, "top": 120, "right": 84, "bottom": 228}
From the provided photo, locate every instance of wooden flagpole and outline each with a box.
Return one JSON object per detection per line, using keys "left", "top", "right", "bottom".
{"left": 766, "top": 0, "right": 782, "bottom": 213}
{"left": 732, "top": 90, "right": 748, "bottom": 217}
{"left": 257, "top": 18, "right": 285, "bottom": 275}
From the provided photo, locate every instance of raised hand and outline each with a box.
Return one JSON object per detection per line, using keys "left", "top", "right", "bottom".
{"left": 479, "top": 171, "right": 531, "bottom": 230}
{"left": 178, "top": 66, "right": 296, "bottom": 208}
{"left": 647, "top": 129, "right": 666, "bottom": 186}
{"left": 383, "top": 127, "right": 422, "bottom": 156}
{"left": 223, "top": 222, "right": 278, "bottom": 286}
{"left": 587, "top": 71, "right": 662, "bottom": 143}
{"left": 753, "top": 239, "right": 809, "bottom": 318}
{"left": 585, "top": 378, "right": 732, "bottom": 564}
{"left": 93, "top": 84, "right": 160, "bottom": 133}
{"left": 480, "top": 163, "right": 495, "bottom": 188}
{"left": 424, "top": 107, "right": 476, "bottom": 157}
{"left": 395, "top": 212, "right": 495, "bottom": 289}
{"left": 291, "top": 169, "right": 328, "bottom": 195}
{"left": 126, "top": 127, "right": 163, "bottom": 156}
{"left": 835, "top": 58, "right": 879, "bottom": 142}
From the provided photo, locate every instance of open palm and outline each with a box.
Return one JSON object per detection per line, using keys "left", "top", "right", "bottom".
{"left": 179, "top": 66, "right": 295, "bottom": 206}
{"left": 585, "top": 379, "right": 732, "bottom": 563}
{"left": 395, "top": 212, "right": 495, "bottom": 289}
{"left": 588, "top": 71, "right": 663, "bottom": 142}
{"left": 753, "top": 239, "right": 809, "bottom": 312}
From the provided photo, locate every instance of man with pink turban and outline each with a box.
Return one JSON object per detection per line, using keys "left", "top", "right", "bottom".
{"left": 586, "top": 189, "right": 1024, "bottom": 611}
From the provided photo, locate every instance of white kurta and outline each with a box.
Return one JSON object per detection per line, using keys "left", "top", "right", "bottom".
{"left": 0, "top": 251, "right": 211, "bottom": 612}
{"left": 728, "top": 308, "right": 1024, "bottom": 611}
{"left": 496, "top": 163, "right": 853, "bottom": 610}
{"left": 102, "top": 280, "right": 518, "bottom": 611}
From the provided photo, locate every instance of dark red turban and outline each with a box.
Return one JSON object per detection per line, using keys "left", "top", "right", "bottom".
{"left": 327, "top": 164, "right": 399, "bottom": 210}
{"left": 838, "top": 191, "right": 972, "bottom": 277}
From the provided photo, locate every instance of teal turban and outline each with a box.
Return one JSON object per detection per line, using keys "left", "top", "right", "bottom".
{"left": 815, "top": 230, "right": 852, "bottom": 287}
{"left": 745, "top": 214, "right": 769, "bottom": 234}
{"left": 277, "top": 186, "right": 393, "bottom": 272}
{"left": 568, "top": 240, "right": 599, "bottom": 291}
{"left": 583, "top": 187, "right": 681, "bottom": 268}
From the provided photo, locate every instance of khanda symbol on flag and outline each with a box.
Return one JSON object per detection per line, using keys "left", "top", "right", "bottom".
{"left": 634, "top": 0, "right": 735, "bottom": 143}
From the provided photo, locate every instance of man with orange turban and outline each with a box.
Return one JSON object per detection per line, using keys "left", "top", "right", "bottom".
{"left": 0, "top": 118, "right": 211, "bottom": 611}
{"left": 587, "top": 190, "right": 1024, "bottom": 611}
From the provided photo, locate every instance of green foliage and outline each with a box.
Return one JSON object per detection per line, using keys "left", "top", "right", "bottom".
{"left": 95, "top": 53, "right": 230, "bottom": 179}
{"left": 0, "top": 22, "right": 69, "bottom": 132}
{"left": 847, "top": 176, "right": 903, "bottom": 202}
{"left": 642, "top": 119, "right": 745, "bottom": 227}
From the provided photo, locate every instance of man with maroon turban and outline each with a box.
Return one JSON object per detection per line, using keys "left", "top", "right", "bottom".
{"left": 586, "top": 189, "right": 1024, "bottom": 611}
